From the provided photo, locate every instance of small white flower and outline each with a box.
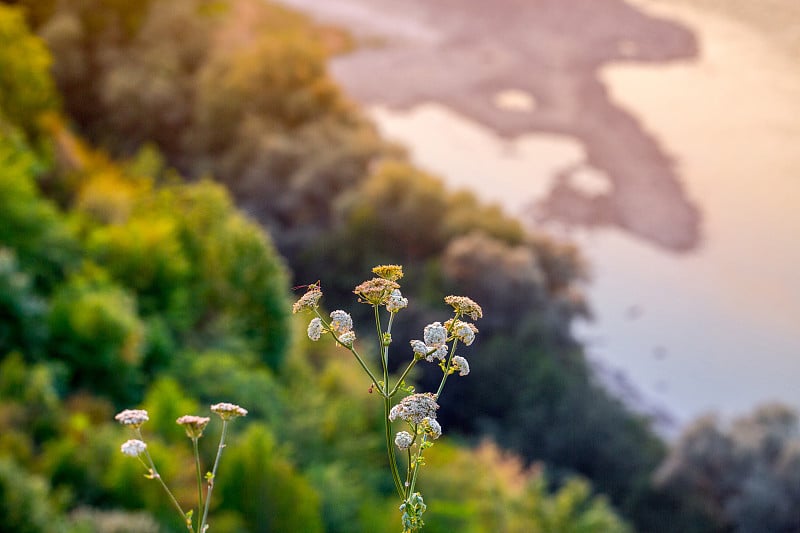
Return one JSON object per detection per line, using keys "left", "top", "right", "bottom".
{"left": 330, "top": 310, "right": 353, "bottom": 335}
{"left": 390, "top": 393, "right": 440, "bottom": 424}
{"left": 211, "top": 402, "right": 248, "bottom": 420}
{"left": 386, "top": 289, "right": 408, "bottom": 313}
{"left": 454, "top": 322, "right": 476, "bottom": 346}
{"left": 115, "top": 409, "right": 149, "bottom": 428}
{"left": 338, "top": 330, "right": 356, "bottom": 347}
{"left": 121, "top": 439, "right": 147, "bottom": 457}
{"left": 423, "top": 322, "right": 447, "bottom": 347}
{"left": 452, "top": 355, "right": 470, "bottom": 376}
{"left": 395, "top": 431, "right": 414, "bottom": 450}
{"left": 421, "top": 417, "right": 442, "bottom": 440}
{"left": 426, "top": 344, "right": 448, "bottom": 363}
{"left": 410, "top": 340, "right": 428, "bottom": 358}
{"left": 307, "top": 317, "right": 323, "bottom": 341}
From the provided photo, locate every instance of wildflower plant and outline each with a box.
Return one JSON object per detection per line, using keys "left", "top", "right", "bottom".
{"left": 294, "top": 264, "right": 482, "bottom": 532}
{"left": 115, "top": 403, "right": 247, "bottom": 532}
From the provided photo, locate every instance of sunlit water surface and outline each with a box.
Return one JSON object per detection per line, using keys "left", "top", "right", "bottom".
{"left": 368, "top": 5, "right": 800, "bottom": 424}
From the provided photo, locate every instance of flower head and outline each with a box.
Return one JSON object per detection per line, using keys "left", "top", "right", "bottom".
{"left": 421, "top": 417, "right": 442, "bottom": 440}
{"left": 176, "top": 415, "right": 211, "bottom": 439}
{"left": 121, "top": 439, "right": 147, "bottom": 457}
{"left": 338, "top": 330, "right": 356, "bottom": 347}
{"left": 329, "top": 310, "right": 353, "bottom": 335}
{"left": 115, "top": 409, "right": 149, "bottom": 429}
{"left": 427, "top": 344, "right": 448, "bottom": 362}
{"left": 450, "top": 320, "right": 477, "bottom": 346}
{"left": 292, "top": 286, "right": 322, "bottom": 314}
{"left": 307, "top": 317, "right": 323, "bottom": 341}
{"left": 444, "top": 295, "right": 483, "bottom": 320}
{"left": 388, "top": 393, "right": 440, "bottom": 424}
{"left": 395, "top": 431, "right": 414, "bottom": 450}
{"left": 410, "top": 340, "right": 428, "bottom": 358}
{"left": 452, "top": 355, "right": 470, "bottom": 376}
{"left": 386, "top": 289, "right": 408, "bottom": 313}
{"left": 353, "top": 277, "right": 400, "bottom": 306}
{"left": 372, "top": 264, "right": 404, "bottom": 281}
{"left": 210, "top": 402, "right": 248, "bottom": 421}
{"left": 423, "top": 322, "right": 447, "bottom": 347}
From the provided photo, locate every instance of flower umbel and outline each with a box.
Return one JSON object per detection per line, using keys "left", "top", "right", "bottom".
{"left": 395, "top": 431, "right": 414, "bottom": 450}
{"left": 121, "top": 439, "right": 147, "bottom": 457}
{"left": 338, "top": 330, "right": 356, "bottom": 347}
{"left": 386, "top": 289, "right": 409, "bottom": 313}
{"left": 421, "top": 417, "right": 442, "bottom": 440}
{"left": 444, "top": 295, "right": 483, "bottom": 320}
{"left": 292, "top": 285, "right": 322, "bottom": 313}
{"left": 330, "top": 310, "right": 354, "bottom": 335}
{"left": 423, "top": 322, "right": 447, "bottom": 347}
{"left": 373, "top": 264, "right": 404, "bottom": 281}
{"left": 451, "top": 356, "right": 470, "bottom": 376}
{"left": 307, "top": 317, "right": 323, "bottom": 341}
{"left": 115, "top": 409, "right": 149, "bottom": 429}
{"left": 210, "top": 402, "right": 248, "bottom": 420}
{"left": 176, "top": 415, "right": 211, "bottom": 439}
{"left": 354, "top": 277, "right": 400, "bottom": 305}
{"left": 389, "top": 393, "right": 440, "bottom": 424}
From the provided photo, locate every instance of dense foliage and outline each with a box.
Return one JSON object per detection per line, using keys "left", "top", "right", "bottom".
{"left": 0, "top": 0, "right": 771, "bottom": 531}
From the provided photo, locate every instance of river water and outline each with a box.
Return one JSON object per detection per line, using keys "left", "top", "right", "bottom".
{"left": 280, "top": 0, "right": 800, "bottom": 424}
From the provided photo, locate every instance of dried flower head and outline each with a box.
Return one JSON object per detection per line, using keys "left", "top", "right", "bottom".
{"left": 338, "top": 330, "right": 356, "bottom": 347}
{"left": 115, "top": 409, "right": 149, "bottom": 429}
{"left": 452, "top": 355, "right": 470, "bottom": 376}
{"left": 421, "top": 417, "right": 442, "bottom": 440}
{"left": 210, "top": 402, "right": 248, "bottom": 421}
{"left": 121, "top": 439, "right": 147, "bottom": 457}
{"left": 423, "top": 322, "right": 447, "bottom": 347}
{"left": 372, "top": 264, "right": 404, "bottom": 281}
{"left": 330, "top": 310, "right": 353, "bottom": 335}
{"left": 389, "top": 393, "right": 440, "bottom": 424}
{"left": 353, "top": 277, "right": 400, "bottom": 306}
{"left": 386, "top": 289, "right": 408, "bottom": 313}
{"left": 307, "top": 317, "right": 323, "bottom": 341}
{"left": 395, "top": 431, "right": 414, "bottom": 450}
{"left": 444, "top": 295, "right": 483, "bottom": 320}
{"left": 176, "top": 415, "right": 211, "bottom": 439}
{"left": 292, "top": 286, "right": 322, "bottom": 313}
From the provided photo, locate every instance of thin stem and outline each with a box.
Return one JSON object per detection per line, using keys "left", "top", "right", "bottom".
{"left": 314, "top": 309, "right": 385, "bottom": 395}
{"left": 192, "top": 437, "right": 204, "bottom": 526}
{"left": 389, "top": 359, "right": 419, "bottom": 398}
{"left": 407, "top": 435, "right": 428, "bottom": 498}
{"left": 435, "top": 336, "right": 460, "bottom": 400}
{"left": 385, "top": 395, "right": 405, "bottom": 498}
{"left": 200, "top": 420, "right": 228, "bottom": 533}
{"left": 378, "top": 307, "right": 404, "bottom": 498}
{"left": 136, "top": 429, "right": 192, "bottom": 532}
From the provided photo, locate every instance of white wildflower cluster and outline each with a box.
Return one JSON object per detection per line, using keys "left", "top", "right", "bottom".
{"left": 451, "top": 355, "right": 470, "bottom": 377}
{"left": 176, "top": 415, "right": 210, "bottom": 439}
{"left": 386, "top": 289, "right": 408, "bottom": 313}
{"left": 411, "top": 322, "right": 449, "bottom": 362}
{"left": 338, "top": 331, "right": 356, "bottom": 347}
{"left": 292, "top": 286, "right": 322, "bottom": 313}
{"left": 330, "top": 310, "right": 353, "bottom": 335}
{"left": 395, "top": 431, "right": 414, "bottom": 450}
{"left": 452, "top": 321, "right": 476, "bottom": 346}
{"left": 115, "top": 409, "right": 149, "bottom": 428}
{"left": 444, "top": 295, "right": 483, "bottom": 320}
{"left": 307, "top": 317, "right": 323, "bottom": 341}
{"left": 421, "top": 417, "right": 442, "bottom": 440}
{"left": 121, "top": 439, "right": 147, "bottom": 457}
{"left": 210, "top": 402, "right": 248, "bottom": 420}
{"left": 389, "top": 393, "right": 440, "bottom": 424}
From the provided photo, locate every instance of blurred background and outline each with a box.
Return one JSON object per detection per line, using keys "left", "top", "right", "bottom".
{"left": 0, "top": 0, "right": 798, "bottom": 531}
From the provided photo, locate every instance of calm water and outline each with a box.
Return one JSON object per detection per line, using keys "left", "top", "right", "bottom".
{"left": 367, "top": 6, "right": 800, "bottom": 423}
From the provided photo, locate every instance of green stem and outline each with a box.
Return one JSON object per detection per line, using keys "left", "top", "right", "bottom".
{"left": 435, "top": 337, "right": 460, "bottom": 400}
{"left": 378, "top": 307, "right": 404, "bottom": 498}
{"left": 389, "top": 359, "right": 419, "bottom": 397}
{"left": 200, "top": 420, "right": 228, "bottom": 533}
{"left": 314, "top": 309, "right": 385, "bottom": 395}
{"left": 192, "top": 437, "right": 204, "bottom": 526}
{"left": 407, "top": 435, "right": 428, "bottom": 499}
{"left": 136, "top": 429, "right": 192, "bottom": 532}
